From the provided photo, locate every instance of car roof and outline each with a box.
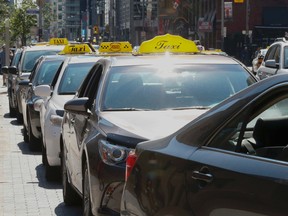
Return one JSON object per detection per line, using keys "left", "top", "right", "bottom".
{"left": 106, "top": 54, "right": 242, "bottom": 67}
{"left": 22, "top": 45, "right": 65, "bottom": 51}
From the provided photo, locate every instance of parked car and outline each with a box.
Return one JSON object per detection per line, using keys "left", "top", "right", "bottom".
{"left": 121, "top": 73, "right": 288, "bottom": 216}
{"left": 34, "top": 52, "right": 101, "bottom": 180}
{"left": 257, "top": 37, "right": 288, "bottom": 79}
{"left": 19, "top": 55, "right": 66, "bottom": 150}
{"left": 251, "top": 48, "right": 267, "bottom": 74}
{"left": 3, "top": 48, "right": 22, "bottom": 117}
{"left": 11, "top": 38, "right": 68, "bottom": 123}
{"left": 60, "top": 34, "right": 257, "bottom": 215}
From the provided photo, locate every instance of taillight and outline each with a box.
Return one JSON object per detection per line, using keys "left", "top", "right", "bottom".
{"left": 125, "top": 150, "right": 137, "bottom": 181}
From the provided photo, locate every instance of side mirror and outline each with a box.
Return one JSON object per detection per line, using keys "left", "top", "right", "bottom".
{"left": 265, "top": 59, "right": 278, "bottom": 69}
{"left": 18, "top": 80, "right": 30, "bottom": 86}
{"left": 64, "top": 97, "right": 89, "bottom": 115}
{"left": 34, "top": 85, "right": 51, "bottom": 97}
{"left": 1, "top": 66, "right": 9, "bottom": 75}
{"left": 8, "top": 66, "right": 18, "bottom": 75}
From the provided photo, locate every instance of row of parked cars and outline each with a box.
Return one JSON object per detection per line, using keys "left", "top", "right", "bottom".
{"left": 3, "top": 34, "right": 288, "bottom": 215}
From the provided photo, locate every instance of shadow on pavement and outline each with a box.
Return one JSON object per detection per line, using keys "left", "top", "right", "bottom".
{"left": 17, "top": 141, "right": 41, "bottom": 155}
{"left": 35, "top": 164, "right": 62, "bottom": 190}
{"left": 55, "top": 202, "right": 82, "bottom": 216}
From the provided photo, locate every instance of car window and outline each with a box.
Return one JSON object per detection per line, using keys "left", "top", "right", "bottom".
{"left": 265, "top": 45, "right": 277, "bottom": 61}
{"left": 208, "top": 94, "right": 288, "bottom": 162}
{"left": 102, "top": 64, "right": 255, "bottom": 110}
{"left": 22, "top": 50, "right": 61, "bottom": 72}
{"left": 33, "top": 60, "right": 64, "bottom": 86}
{"left": 57, "top": 62, "right": 95, "bottom": 94}
{"left": 274, "top": 45, "right": 280, "bottom": 63}
{"left": 284, "top": 46, "right": 288, "bottom": 69}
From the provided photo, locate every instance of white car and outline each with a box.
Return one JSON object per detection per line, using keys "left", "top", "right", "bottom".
{"left": 34, "top": 55, "right": 101, "bottom": 180}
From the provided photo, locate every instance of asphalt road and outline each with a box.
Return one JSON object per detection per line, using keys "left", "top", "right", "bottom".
{"left": 0, "top": 75, "right": 83, "bottom": 216}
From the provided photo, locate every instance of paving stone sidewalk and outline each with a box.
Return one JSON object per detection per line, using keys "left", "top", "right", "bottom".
{"left": 0, "top": 75, "right": 82, "bottom": 216}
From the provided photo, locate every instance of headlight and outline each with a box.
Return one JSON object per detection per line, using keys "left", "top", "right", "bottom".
{"left": 98, "top": 139, "right": 132, "bottom": 165}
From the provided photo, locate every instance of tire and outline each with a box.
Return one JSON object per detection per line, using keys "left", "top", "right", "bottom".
{"left": 23, "top": 124, "right": 29, "bottom": 143}
{"left": 61, "top": 150, "right": 80, "bottom": 205}
{"left": 42, "top": 142, "right": 46, "bottom": 165}
{"left": 9, "top": 99, "right": 16, "bottom": 117}
{"left": 43, "top": 145, "right": 59, "bottom": 181}
{"left": 28, "top": 120, "right": 40, "bottom": 151}
{"left": 16, "top": 106, "right": 23, "bottom": 124}
{"left": 83, "top": 163, "right": 93, "bottom": 216}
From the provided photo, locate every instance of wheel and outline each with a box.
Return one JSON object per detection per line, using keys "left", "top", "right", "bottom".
{"left": 23, "top": 124, "right": 29, "bottom": 143}
{"left": 9, "top": 99, "right": 16, "bottom": 117}
{"left": 43, "top": 145, "right": 59, "bottom": 181}
{"left": 61, "top": 149, "right": 80, "bottom": 205}
{"left": 41, "top": 142, "right": 46, "bottom": 165}
{"left": 28, "top": 120, "right": 40, "bottom": 151}
{"left": 83, "top": 163, "right": 93, "bottom": 216}
{"left": 16, "top": 105, "right": 23, "bottom": 124}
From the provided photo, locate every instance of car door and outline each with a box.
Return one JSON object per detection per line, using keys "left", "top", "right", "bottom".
{"left": 67, "top": 63, "right": 104, "bottom": 191}
{"left": 258, "top": 44, "right": 280, "bottom": 79}
{"left": 186, "top": 88, "right": 288, "bottom": 216}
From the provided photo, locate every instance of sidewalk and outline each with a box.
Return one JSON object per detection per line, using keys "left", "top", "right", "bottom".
{"left": 0, "top": 75, "right": 82, "bottom": 215}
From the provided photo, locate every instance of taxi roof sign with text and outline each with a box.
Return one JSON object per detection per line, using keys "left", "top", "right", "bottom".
{"left": 99, "top": 42, "right": 132, "bottom": 53}
{"left": 138, "top": 34, "right": 199, "bottom": 54}
{"left": 59, "top": 44, "right": 94, "bottom": 55}
{"left": 49, "top": 38, "right": 69, "bottom": 45}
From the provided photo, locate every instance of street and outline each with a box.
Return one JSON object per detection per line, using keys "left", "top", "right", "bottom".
{"left": 0, "top": 75, "right": 82, "bottom": 216}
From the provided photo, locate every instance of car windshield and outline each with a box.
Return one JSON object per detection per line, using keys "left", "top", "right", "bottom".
{"left": 102, "top": 64, "right": 256, "bottom": 111}
{"left": 58, "top": 62, "right": 95, "bottom": 94}
{"left": 33, "top": 60, "right": 63, "bottom": 86}
{"left": 22, "top": 50, "right": 61, "bottom": 72}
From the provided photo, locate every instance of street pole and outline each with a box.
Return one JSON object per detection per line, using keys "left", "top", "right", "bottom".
{"left": 5, "top": 19, "right": 10, "bottom": 66}
{"left": 221, "top": 0, "right": 224, "bottom": 50}
{"left": 245, "top": 0, "right": 250, "bottom": 46}
{"left": 86, "top": 0, "right": 89, "bottom": 42}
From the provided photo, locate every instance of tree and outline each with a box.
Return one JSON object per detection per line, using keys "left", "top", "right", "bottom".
{"left": 0, "top": 0, "right": 13, "bottom": 46}
{"left": 10, "top": 0, "right": 38, "bottom": 46}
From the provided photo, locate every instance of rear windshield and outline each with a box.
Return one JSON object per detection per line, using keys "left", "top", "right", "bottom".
{"left": 22, "top": 50, "right": 61, "bottom": 72}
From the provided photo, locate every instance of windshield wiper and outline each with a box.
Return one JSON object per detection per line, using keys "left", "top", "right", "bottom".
{"left": 170, "top": 106, "right": 210, "bottom": 110}
{"left": 103, "top": 108, "right": 152, "bottom": 111}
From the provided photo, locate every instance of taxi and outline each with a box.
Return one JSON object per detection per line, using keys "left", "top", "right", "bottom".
{"left": 60, "top": 34, "right": 257, "bottom": 215}
{"left": 33, "top": 43, "right": 100, "bottom": 180}
{"left": 19, "top": 55, "right": 66, "bottom": 151}
{"left": 10, "top": 38, "right": 68, "bottom": 123}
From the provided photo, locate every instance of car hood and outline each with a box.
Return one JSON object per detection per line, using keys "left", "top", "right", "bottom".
{"left": 98, "top": 109, "right": 207, "bottom": 141}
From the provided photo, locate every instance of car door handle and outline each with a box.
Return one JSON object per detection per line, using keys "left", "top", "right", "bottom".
{"left": 191, "top": 171, "right": 213, "bottom": 183}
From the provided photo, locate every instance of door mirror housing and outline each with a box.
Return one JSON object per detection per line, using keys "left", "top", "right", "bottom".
{"left": 8, "top": 66, "right": 18, "bottom": 75}
{"left": 1, "top": 66, "right": 8, "bottom": 75}
{"left": 265, "top": 59, "right": 278, "bottom": 69}
{"left": 34, "top": 85, "right": 52, "bottom": 97}
{"left": 64, "top": 97, "right": 89, "bottom": 115}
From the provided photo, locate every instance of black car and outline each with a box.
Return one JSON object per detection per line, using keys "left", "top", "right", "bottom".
{"left": 19, "top": 55, "right": 66, "bottom": 150}
{"left": 60, "top": 36, "right": 257, "bottom": 215}
{"left": 121, "top": 73, "right": 288, "bottom": 216}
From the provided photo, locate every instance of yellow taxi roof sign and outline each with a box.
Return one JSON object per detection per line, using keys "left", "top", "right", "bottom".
{"left": 99, "top": 42, "right": 132, "bottom": 53}
{"left": 59, "top": 44, "right": 94, "bottom": 55}
{"left": 138, "top": 34, "right": 199, "bottom": 54}
{"left": 49, "top": 38, "right": 69, "bottom": 45}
